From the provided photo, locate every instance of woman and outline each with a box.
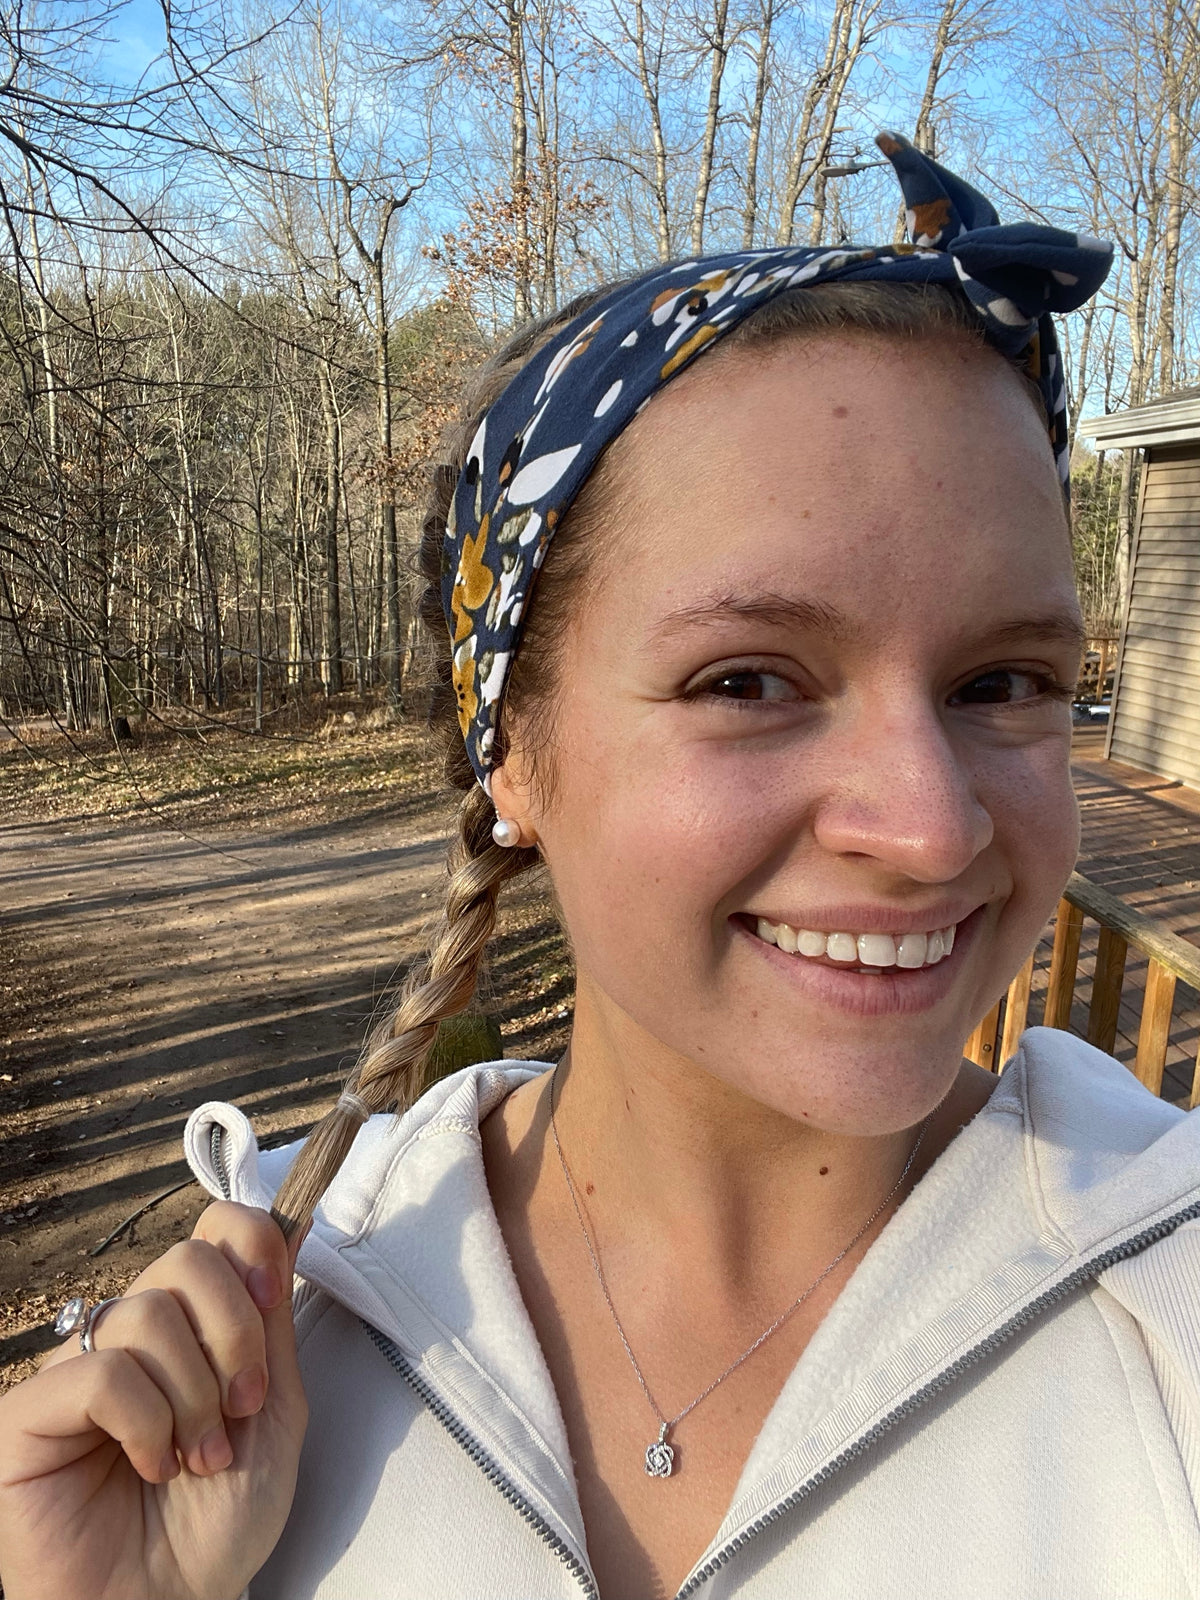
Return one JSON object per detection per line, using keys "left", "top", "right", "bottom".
{"left": 4, "top": 136, "right": 1200, "bottom": 1600}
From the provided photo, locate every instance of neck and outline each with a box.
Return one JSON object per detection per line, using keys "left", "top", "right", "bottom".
{"left": 546, "top": 977, "right": 992, "bottom": 1297}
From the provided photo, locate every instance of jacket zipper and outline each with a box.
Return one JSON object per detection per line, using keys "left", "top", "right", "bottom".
{"left": 363, "top": 1322, "right": 600, "bottom": 1600}
{"left": 211, "top": 1124, "right": 230, "bottom": 1198}
{"left": 208, "top": 1128, "right": 596, "bottom": 1595}
{"left": 209, "top": 1123, "right": 1200, "bottom": 1598}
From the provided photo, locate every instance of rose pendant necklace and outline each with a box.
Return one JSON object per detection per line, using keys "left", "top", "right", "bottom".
{"left": 548, "top": 1064, "right": 932, "bottom": 1479}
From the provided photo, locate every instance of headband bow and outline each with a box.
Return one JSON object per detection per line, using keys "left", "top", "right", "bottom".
{"left": 443, "top": 131, "right": 1113, "bottom": 791}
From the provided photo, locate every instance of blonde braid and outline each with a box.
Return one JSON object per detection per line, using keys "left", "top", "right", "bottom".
{"left": 271, "top": 786, "right": 537, "bottom": 1240}
{"left": 265, "top": 291, "right": 623, "bottom": 1245}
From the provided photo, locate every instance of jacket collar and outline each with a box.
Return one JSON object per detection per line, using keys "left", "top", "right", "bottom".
{"left": 185, "top": 1030, "right": 1200, "bottom": 1582}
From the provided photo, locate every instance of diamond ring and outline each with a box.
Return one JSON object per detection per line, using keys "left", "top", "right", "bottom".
{"left": 53, "top": 1295, "right": 122, "bottom": 1353}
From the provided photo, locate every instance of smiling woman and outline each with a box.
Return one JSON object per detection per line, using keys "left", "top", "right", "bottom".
{"left": 7, "top": 137, "right": 1200, "bottom": 1600}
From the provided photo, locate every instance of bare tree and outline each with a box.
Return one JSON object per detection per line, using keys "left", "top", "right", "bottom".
{"left": 688, "top": 0, "right": 734, "bottom": 252}
{"left": 776, "top": 0, "right": 885, "bottom": 246}
{"left": 740, "top": 0, "right": 777, "bottom": 247}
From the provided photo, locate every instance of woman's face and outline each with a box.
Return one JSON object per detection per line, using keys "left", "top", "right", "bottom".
{"left": 495, "top": 332, "right": 1082, "bottom": 1135}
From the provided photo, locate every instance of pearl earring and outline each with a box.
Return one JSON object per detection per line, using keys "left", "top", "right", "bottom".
{"left": 492, "top": 817, "right": 522, "bottom": 849}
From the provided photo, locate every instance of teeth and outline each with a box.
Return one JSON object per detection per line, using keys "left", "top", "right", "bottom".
{"left": 896, "top": 931, "right": 928, "bottom": 968}
{"left": 857, "top": 933, "right": 897, "bottom": 967}
{"left": 754, "top": 919, "right": 958, "bottom": 969}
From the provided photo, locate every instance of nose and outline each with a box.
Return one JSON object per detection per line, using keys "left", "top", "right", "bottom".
{"left": 809, "top": 699, "right": 993, "bottom": 883}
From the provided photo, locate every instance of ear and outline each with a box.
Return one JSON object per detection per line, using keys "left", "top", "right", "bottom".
{"left": 489, "top": 755, "right": 541, "bottom": 848}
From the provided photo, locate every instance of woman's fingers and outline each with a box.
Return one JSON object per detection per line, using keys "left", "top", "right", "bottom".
{"left": 28, "top": 1201, "right": 306, "bottom": 1485}
{"left": 135, "top": 1235, "right": 270, "bottom": 1425}
{"left": 86, "top": 1285, "right": 232, "bottom": 1477}
{"left": 0, "top": 1346, "right": 179, "bottom": 1487}
{"left": 193, "top": 1200, "right": 309, "bottom": 1426}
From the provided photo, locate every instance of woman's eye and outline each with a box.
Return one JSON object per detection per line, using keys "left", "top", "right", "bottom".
{"left": 699, "top": 670, "right": 799, "bottom": 702}
{"left": 950, "top": 669, "right": 1063, "bottom": 706}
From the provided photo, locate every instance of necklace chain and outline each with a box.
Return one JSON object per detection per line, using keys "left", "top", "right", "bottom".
{"left": 548, "top": 1064, "right": 933, "bottom": 1477}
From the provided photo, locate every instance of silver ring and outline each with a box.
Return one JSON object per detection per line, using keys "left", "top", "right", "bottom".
{"left": 79, "top": 1297, "right": 122, "bottom": 1354}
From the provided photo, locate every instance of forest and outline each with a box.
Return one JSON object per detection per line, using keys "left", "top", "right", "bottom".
{"left": 1, "top": 0, "right": 1195, "bottom": 731}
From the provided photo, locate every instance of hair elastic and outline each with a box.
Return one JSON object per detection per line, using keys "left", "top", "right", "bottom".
{"left": 336, "top": 1090, "right": 371, "bottom": 1123}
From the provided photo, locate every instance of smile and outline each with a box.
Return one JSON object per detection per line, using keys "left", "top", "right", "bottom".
{"left": 752, "top": 918, "right": 957, "bottom": 973}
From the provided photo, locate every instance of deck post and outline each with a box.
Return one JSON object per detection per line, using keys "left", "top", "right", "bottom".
{"left": 999, "top": 954, "right": 1035, "bottom": 1070}
{"left": 1087, "top": 925, "right": 1128, "bottom": 1056}
{"left": 1044, "top": 900, "right": 1085, "bottom": 1031}
{"left": 1134, "top": 959, "right": 1177, "bottom": 1095}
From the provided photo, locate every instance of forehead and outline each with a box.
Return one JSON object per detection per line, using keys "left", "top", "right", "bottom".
{"left": 582, "top": 331, "right": 1075, "bottom": 644}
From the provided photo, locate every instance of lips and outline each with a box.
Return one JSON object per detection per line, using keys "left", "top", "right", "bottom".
{"left": 736, "top": 904, "right": 986, "bottom": 1018}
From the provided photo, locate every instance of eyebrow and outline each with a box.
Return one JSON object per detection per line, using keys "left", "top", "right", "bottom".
{"left": 650, "top": 593, "right": 1086, "bottom": 655}
{"left": 972, "top": 610, "right": 1087, "bottom": 654}
{"left": 651, "top": 591, "right": 851, "bottom": 641}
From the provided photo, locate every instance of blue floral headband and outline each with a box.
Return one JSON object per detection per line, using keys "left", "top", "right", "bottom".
{"left": 442, "top": 131, "right": 1113, "bottom": 792}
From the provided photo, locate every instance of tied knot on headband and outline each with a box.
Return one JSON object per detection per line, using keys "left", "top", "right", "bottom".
{"left": 442, "top": 130, "right": 1114, "bottom": 791}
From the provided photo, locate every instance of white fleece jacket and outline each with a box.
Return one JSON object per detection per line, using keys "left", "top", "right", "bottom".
{"left": 185, "top": 1029, "right": 1200, "bottom": 1600}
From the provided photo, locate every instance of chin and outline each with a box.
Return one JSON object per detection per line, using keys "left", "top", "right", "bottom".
{"left": 688, "top": 1029, "right": 969, "bottom": 1138}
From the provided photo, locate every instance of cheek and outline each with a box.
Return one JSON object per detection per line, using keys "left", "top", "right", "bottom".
{"left": 980, "top": 737, "right": 1080, "bottom": 907}
{"left": 539, "top": 726, "right": 803, "bottom": 972}
{"left": 544, "top": 732, "right": 761, "bottom": 940}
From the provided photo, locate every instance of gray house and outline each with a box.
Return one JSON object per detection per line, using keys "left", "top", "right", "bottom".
{"left": 1079, "top": 390, "right": 1200, "bottom": 791}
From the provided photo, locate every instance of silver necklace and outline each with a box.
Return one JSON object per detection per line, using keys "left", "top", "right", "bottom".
{"left": 548, "top": 1065, "right": 933, "bottom": 1480}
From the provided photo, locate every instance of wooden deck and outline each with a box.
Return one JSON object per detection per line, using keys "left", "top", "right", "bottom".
{"left": 1044, "top": 728, "right": 1200, "bottom": 1103}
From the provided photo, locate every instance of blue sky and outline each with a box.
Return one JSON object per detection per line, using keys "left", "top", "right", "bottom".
{"left": 97, "top": 0, "right": 169, "bottom": 85}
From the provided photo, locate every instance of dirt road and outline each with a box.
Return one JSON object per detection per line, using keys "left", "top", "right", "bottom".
{"left": 1, "top": 782, "right": 570, "bottom": 1386}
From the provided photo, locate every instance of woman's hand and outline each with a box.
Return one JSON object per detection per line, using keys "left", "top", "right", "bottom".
{"left": 0, "top": 1202, "right": 308, "bottom": 1600}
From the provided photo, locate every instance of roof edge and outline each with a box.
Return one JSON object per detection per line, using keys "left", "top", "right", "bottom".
{"left": 1079, "top": 396, "right": 1200, "bottom": 448}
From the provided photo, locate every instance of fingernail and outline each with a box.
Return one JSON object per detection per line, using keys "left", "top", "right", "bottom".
{"left": 248, "top": 1264, "right": 282, "bottom": 1309}
{"left": 200, "top": 1427, "right": 233, "bottom": 1472}
{"left": 229, "top": 1365, "right": 266, "bottom": 1416}
{"left": 159, "top": 1448, "right": 180, "bottom": 1481}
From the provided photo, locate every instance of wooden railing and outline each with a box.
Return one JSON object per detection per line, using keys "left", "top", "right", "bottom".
{"left": 1079, "top": 635, "right": 1118, "bottom": 703}
{"left": 965, "top": 872, "right": 1200, "bottom": 1103}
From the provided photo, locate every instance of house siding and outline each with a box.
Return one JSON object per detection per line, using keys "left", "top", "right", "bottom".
{"left": 1109, "top": 441, "right": 1200, "bottom": 788}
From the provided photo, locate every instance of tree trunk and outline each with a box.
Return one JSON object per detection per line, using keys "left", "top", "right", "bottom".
{"left": 375, "top": 258, "right": 402, "bottom": 706}
{"left": 633, "top": 0, "right": 673, "bottom": 260}
{"left": 741, "top": 0, "right": 774, "bottom": 248}
{"left": 806, "top": 0, "right": 862, "bottom": 244}
{"left": 777, "top": 0, "right": 856, "bottom": 246}
{"left": 689, "top": 0, "right": 731, "bottom": 254}
{"left": 509, "top": 0, "right": 533, "bottom": 321}
{"left": 319, "top": 366, "right": 344, "bottom": 695}
{"left": 1154, "top": 3, "right": 1194, "bottom": 397}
